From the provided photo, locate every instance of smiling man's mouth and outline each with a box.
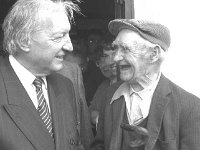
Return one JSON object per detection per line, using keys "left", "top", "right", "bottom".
{"left": 119, "top": 64, "right": 131, "bottom": 70}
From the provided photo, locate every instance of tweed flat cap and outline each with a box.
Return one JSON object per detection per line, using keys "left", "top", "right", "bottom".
{"left": 108, "top": 19, "right": 171, "bottom": 51}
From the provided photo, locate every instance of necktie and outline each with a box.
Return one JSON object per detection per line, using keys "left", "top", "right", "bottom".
{"left": 33, "top": 77, "right": 54, "bottom": 137}
{"left": 129, "top": 92, "right": 143, "bottom": 125}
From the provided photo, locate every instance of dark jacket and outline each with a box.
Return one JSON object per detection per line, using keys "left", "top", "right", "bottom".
{"left": 91, "top": 75, "right": 200, "bottom": 150}
{"left": 0, "top": 55, "right": 93, "bottom": 150}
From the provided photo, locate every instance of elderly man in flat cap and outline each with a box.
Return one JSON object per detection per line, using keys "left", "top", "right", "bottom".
{"left": 90, "top": 19, "right": 200, "bottom": 150}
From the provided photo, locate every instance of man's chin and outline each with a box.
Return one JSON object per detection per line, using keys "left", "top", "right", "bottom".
{"left": 52, "top": 64, "right": 64, "bottom": 72}
{"left": 120, "top": 72, "right": 133, "bottom": 81}
{"left": 120, "top": 76, "right": 131, "bottom": 82}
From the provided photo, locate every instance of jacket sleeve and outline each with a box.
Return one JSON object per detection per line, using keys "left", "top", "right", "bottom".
{"left": 76, "top": 65, "right": 94, "bottom": 150}
{"left": 89, "top": 103, "right": 105, "bottom": 150}
{"left": 179, "top": 96, "right": 200, "bottom": 150}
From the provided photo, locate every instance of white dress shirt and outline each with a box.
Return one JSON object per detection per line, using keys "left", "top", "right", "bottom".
{"left": 9, "top": 55, "right": 51, "bottom": 112}
{"left": 111, "top": 74, "right": 161, "bottom": 125}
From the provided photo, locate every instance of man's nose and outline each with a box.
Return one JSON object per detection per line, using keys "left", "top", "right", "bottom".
{"left": 113, "top": 50, "right": 123, "bottom": 62}
{"left": 62, "top": 36, "right": 73, "bottom": 52}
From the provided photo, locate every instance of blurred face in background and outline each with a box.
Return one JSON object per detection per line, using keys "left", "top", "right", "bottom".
{"left": 87, "top": 33, "right": 102, "bottom": 57}
{"left": 96, "top": 49, "right": 117, "bottom": 80}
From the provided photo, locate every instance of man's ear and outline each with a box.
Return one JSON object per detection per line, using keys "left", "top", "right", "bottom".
{"left": 149, "top": 45, "right": 161, "bottom": 63}
{"left": 16, "top": 37, "right": 31, "bottom": 52}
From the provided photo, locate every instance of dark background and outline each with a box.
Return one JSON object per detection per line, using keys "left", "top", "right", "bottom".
{"left": 0, "top": 0, "right": 115, "bottom": 31}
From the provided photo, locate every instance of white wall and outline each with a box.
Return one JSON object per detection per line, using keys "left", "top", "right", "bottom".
{"left": 134, "top": 0, "right": 200, "bottom": 98}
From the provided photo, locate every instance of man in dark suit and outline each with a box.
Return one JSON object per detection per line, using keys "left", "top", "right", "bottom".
{"left": 0, "top": 0, "right": 93, "bottom": 150}
{"left": 90, "top": 19, "right": 200, "bottom": 150}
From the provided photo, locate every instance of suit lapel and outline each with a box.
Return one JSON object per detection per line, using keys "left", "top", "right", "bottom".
{"left": 145, "top": 75, "right": 171, "bottom": 150}
{"left": 109, "top": 95, "right": 126, "bottom": 150}
{"left": 1, "top": 57, "right": 55, "bottom": 150}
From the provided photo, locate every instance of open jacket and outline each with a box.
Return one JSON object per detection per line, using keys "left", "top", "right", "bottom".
{"left": 91, "top": 74, "right": 200, "bottom": 150}
{"left": 0, "top": 55, "right": 93, "bottom": 150}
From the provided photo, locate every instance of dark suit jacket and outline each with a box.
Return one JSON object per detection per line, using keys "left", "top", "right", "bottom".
{"left": 0, "top": 55, "right": 93, "bottom": 150}
{"left": 91, "top": 75, "right": 200, "bottom": 150}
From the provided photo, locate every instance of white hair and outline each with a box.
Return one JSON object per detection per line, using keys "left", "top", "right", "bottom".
{"left": 2, "top": 0, "right": 80, "bottom": 54}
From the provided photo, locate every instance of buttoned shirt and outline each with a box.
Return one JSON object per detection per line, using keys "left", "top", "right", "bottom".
{"left": 111, "top": 74, "right": 161, "bottom": 125}
{"left": 9, "top": 55, "right": 50, "bottom": 112}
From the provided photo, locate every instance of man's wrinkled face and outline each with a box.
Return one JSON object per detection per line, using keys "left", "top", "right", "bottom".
{"left": 97, "top": 49, "right": 117, "bottom": 79}
{"left": 27, "top": 10, "right": 73, "bottom": 75}
{"left": 112, "top": 29, "right": 150, "bottom": 84}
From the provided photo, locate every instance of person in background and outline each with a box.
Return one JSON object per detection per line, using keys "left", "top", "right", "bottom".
{"left": 83, "top": 30, "right": 106, "bottom": 106}
{"left": 58, "top": 40, "right": 92, "bottom": 150}
{"left": 86, "top": 29, "right": 103, "bottom": 61}
{"left": 90, "top": 19, "right": 200, "bottom": 150}
{"left": 69, "top": 35, "right": 88, "bottom": 72}
{"left": 0, "top": 0, "right": 93, "bottom": 150}
{"left": 60, "top": 35, "right": 88, "bottom": 77}
{"left": 89, "top": 34, "right": 117, "bottom": 132}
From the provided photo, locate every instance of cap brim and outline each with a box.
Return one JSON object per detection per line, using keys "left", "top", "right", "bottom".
{"left": 108, "top": 20, "right": 139, "bottom": 36}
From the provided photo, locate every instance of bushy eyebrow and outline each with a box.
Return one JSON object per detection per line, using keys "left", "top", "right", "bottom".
{"left": 50, "top": 29, "right": 69, "bottom": 36}
{"left": 112, "top": 40, "right": 148, "bottom": 52}
{"left": 112, "top": 41, "right": 132, "bottom": 51}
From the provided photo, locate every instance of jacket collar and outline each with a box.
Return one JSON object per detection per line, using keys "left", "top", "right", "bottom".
{"left": 110, "top": 82, "right": 130, "bottom": 104}
{"left": 110, "top": 73, "right": 161, "bottom": 104}
{"left": 145, "top": 74, "right": 172, "bottom": 150}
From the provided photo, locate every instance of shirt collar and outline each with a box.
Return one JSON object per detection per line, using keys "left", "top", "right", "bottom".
{"left": 110, "top": 73, "right": 161, "bottom": 104}
{"left": 9, "top": 55, "right": 47, "bottom": 88}
{"left": 130, "top": 73, "right": 161, "bottom": 101}
{"left": 110, "top": 82, "right": 130, "bottom": 104}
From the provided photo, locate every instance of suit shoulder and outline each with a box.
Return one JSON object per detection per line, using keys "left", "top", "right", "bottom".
{"left": 48, "top": 72, "right": 74, "bottom": 87}
{"left": 165, "top": 77, "right": 200, "bottom": 113}
{"left": 168, "top": 79, "right": 200, "bottom": 102}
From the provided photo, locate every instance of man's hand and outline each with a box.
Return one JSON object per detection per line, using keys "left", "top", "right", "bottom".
{"left": 120, "top": 123, "right": 149, "bottom": 148}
